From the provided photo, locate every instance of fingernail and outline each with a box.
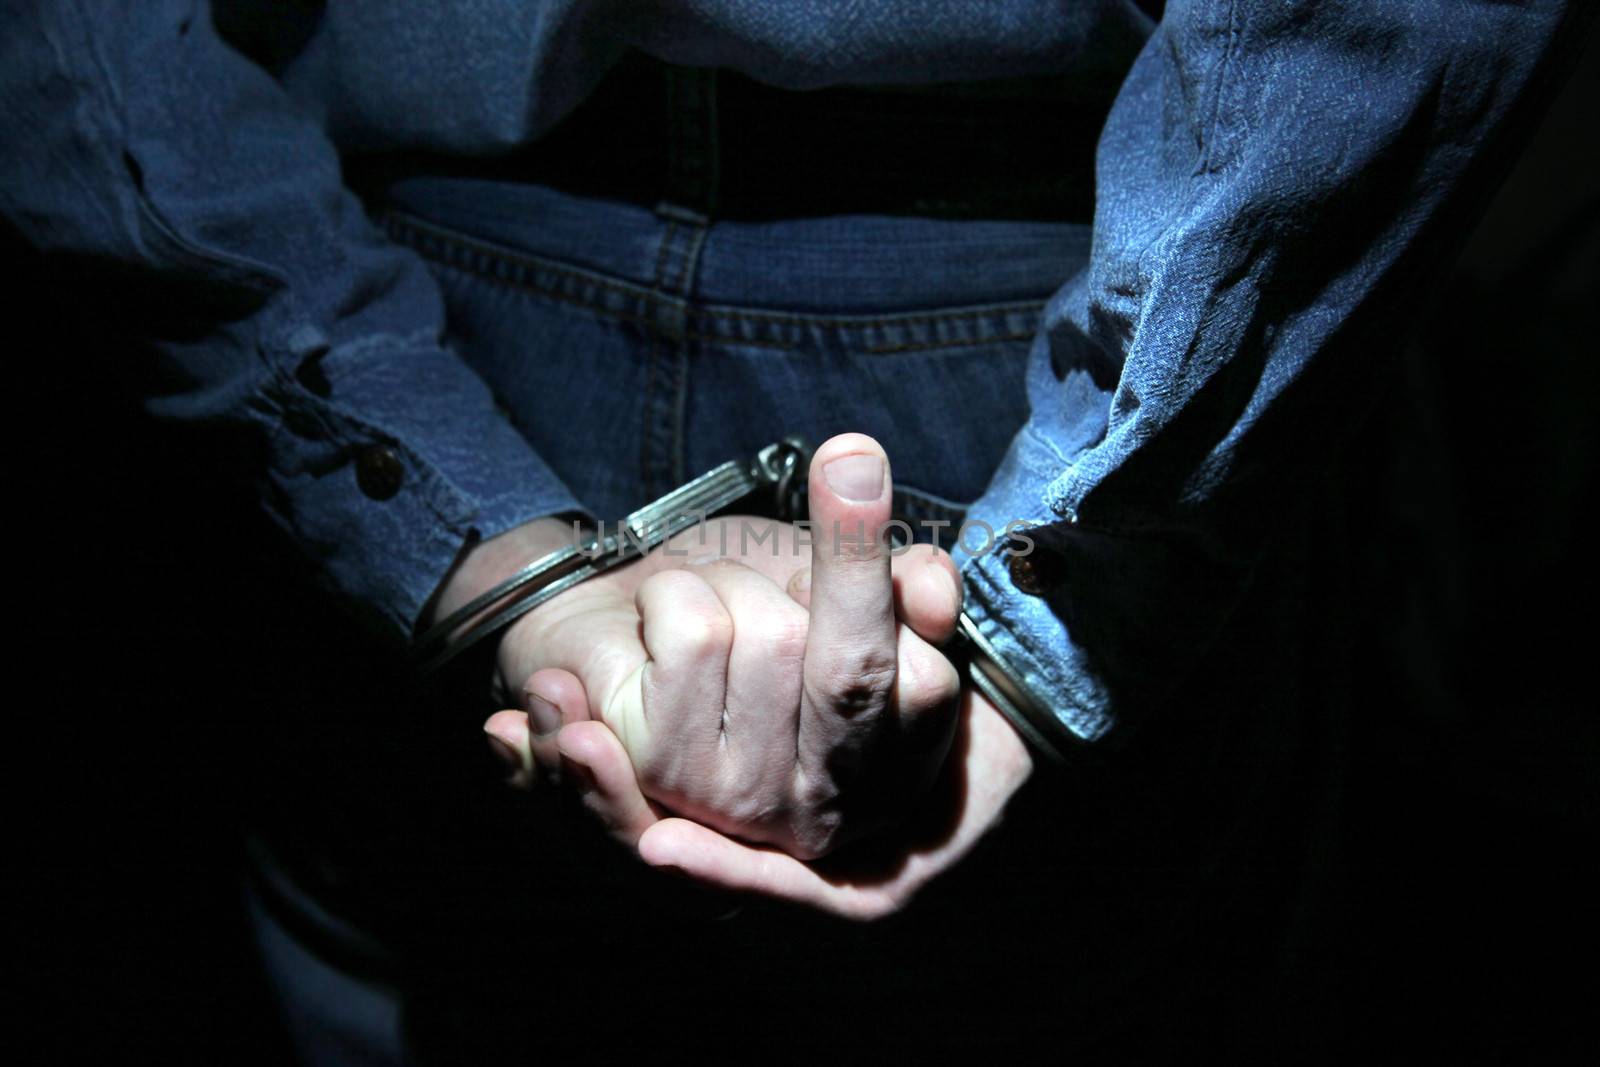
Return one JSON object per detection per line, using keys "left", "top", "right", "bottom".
{"left": 486, "top": 731, "right": 520, "bottom": 772}
{"left": 485, "top": 730, "right": 530, "bottom": 788}
{"left": 791, "top": 568, "right": 811, "bottom": 594}
{"left": 527, "top": 690, "right": 561, "bottom": 734}
{"left": 823, "top": 454, "right": 884, "bottom": 502}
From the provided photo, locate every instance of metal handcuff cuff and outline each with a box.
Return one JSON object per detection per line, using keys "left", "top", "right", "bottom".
{"left": 414, "top": 437, "right": 1070, "bottom": 764}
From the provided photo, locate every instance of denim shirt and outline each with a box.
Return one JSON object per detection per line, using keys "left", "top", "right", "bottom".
{"left": 0, "top": 1, "right": 1578, "bottom": 750}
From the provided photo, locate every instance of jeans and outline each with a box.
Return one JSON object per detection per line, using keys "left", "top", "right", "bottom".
{"left": 373, "top": 177, "right": 1091, "bottom": 528}
{"left": 250, "top": 178, "right": 1093, "bottom": 1066}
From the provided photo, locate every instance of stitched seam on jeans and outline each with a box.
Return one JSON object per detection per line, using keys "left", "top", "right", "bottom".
{"left": 864, "top": 330, "right": 1038, "bottom": 355}
{"left": 643, "top": 326, "right": 659, "bottom": 493}
{"left": 687, "top": 301, "right": 1048, "bottom": 330}
{"left": 386, "top": 210, "right": 1049, "bottom": 336}
{"left": 642, "top": 223, "right": 673, "bottom": 496}
{"left": 383, "top": 210, "right": 661, "bottom": 314}
{"left": 661, "top": 220, "right": 694, "bottom": 296}
{"left": 430, "top": 257, "right": 657, "bottom": 330}
{"left": 666, "top": 225, "right": 709, "bottom": 486}
{"left": 653, "top": 218, "right": 680, "bottom": 294}
{"left": 674, "top": 223, "right": 711, "bottom": 300}
{"left": 690, "top": 308, "right": 1046, "bottom": 356}
{"left": 683, "top": 332, "right": 796, "bottom": 351}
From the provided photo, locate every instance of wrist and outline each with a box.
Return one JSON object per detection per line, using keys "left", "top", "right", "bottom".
{"left": 428, "top": 517, "right": 576, "bottom": 630}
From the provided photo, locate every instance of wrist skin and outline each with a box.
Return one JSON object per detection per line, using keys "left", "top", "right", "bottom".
{"left": 426, "top": 517, "right": 576, "bottom": 635}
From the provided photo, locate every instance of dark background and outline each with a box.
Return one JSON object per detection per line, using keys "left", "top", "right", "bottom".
{"left": 12, "top": 33, "right": 1596, "bottom": 1066}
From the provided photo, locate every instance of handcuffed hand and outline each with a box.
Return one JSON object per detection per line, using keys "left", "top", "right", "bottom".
{"left": 491, "top": 433, "right": 965, "bottom": 859}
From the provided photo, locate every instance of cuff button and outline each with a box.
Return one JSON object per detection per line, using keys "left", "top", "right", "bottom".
{"left": 1007, "top": 548, "right": 1056, "bottom": 596}
{"left": 355, "top": 444, "right": 404, "bottom": 501}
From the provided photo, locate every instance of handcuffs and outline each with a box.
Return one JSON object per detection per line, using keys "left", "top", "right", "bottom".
{"left": 415, "top": 437, "right": 1071, "bottom": 764}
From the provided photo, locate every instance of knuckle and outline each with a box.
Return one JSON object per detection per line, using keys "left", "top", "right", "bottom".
{"left": 787, "top": 835, "right": 832, "bottom": 863}
{"left": 828, "top": 539, "right": 888, "bottom": 565}
{"left": 786, "top": 772, "right": 844, "bottom": 861}
{"left": 692, "top": 556, "right": 747, "bottom": 572}
{"left": 632, "top": 746, "right": 689, "bottom": 799}
{"left": 637, "top": 567, "right": 700, "bottom": 606}
{"left": 897, "top": 646, "right": 961, "bottom": 713}
{"left": 808, "top": 648, "right": 898, "bottom": 714}
{"left": 676, "top": 609, "right": 734, "bottom": 660}
{"left": 786, "top": 817, "right": 842, "bottom": 862}
{"left": 707, "top": 776, "right": 787, "bottom": 837}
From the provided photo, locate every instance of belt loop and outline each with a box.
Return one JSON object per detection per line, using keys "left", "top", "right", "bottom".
{"left": 661, "top": 65, "right": 720, "bottom": 219}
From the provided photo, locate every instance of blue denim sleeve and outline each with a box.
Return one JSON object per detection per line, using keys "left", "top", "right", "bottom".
{"left": 953, "top": 0, "right": 1577, "bottom": 747}
{"left": 0, "top": 1, "right": 583, "bottom": 636}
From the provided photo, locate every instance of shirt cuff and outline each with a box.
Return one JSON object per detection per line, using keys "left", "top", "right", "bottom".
{"left": 952, "top": 423, "right": 1113, "bottom": 746}
{"left": 244, "top": 325, "right": 585, "bottom": 636}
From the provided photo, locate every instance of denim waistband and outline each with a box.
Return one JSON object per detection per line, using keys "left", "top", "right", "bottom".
{"left": 377, "top": 178, "right": 1092, "bottom": 315}
{"left": 347, "top": 50, "right": 1106, "bottom": 224}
